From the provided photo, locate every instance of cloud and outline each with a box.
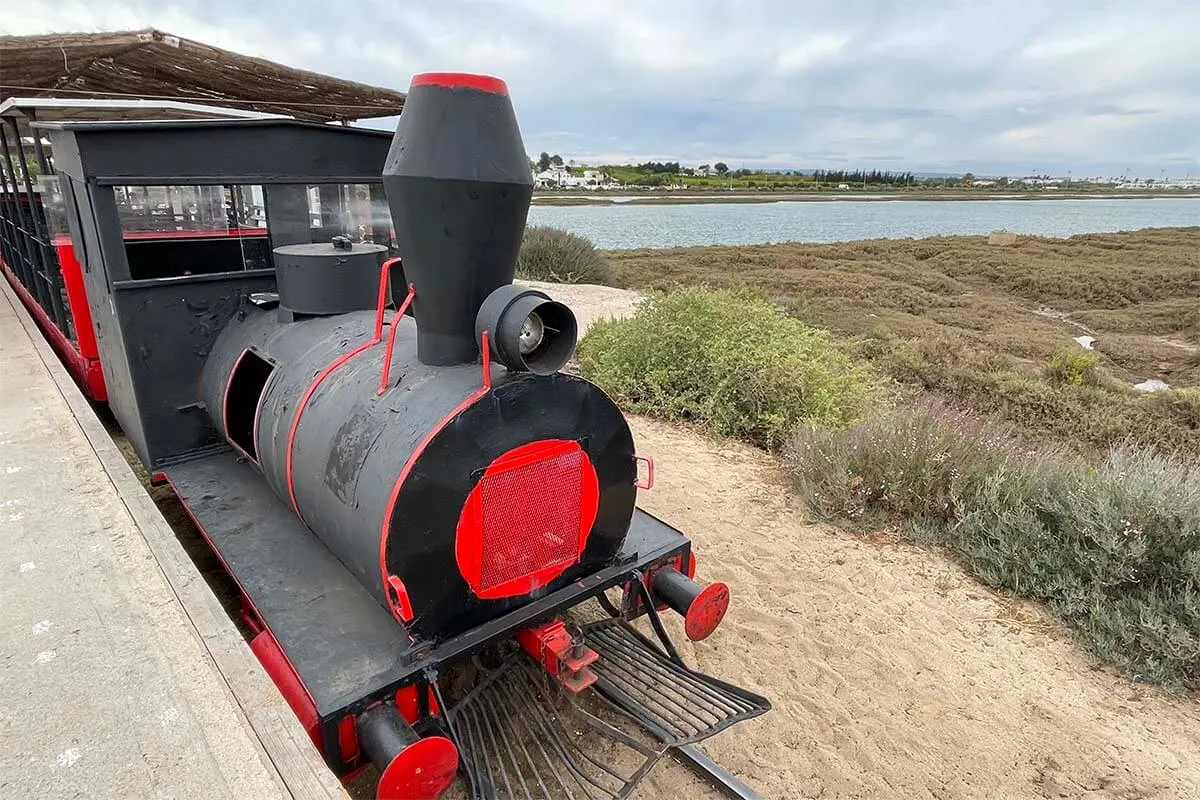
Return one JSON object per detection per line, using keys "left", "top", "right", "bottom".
{"left": 4, "top": 0, "right": 1198, "bottom": 175}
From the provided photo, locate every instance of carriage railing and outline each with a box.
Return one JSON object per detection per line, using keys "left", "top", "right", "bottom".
{"left": 0, "top": 118, "right": 73, "bottom": 341}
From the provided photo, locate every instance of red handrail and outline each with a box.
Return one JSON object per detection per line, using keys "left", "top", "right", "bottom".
{"left": 374, "top": 257, "right": 406, "bottom": 340}
{"left": 377, "top": 284, "right": 416, "bottom": 394}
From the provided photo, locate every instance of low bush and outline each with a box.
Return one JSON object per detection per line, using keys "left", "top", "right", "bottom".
{"left": 516, "top": 226, "right": 616, "bottom": 285}
{"left": 1043, "top": 349, "right": 1101, "bottom": 387}
{"left": 849, "top": 329, "right": 1200, "bottom": 456}
{"left": 577, "top": 287, "right": 879, "bottom": 450}
{"left": 786, "top": 411, "right": 1200, "bottom": 690}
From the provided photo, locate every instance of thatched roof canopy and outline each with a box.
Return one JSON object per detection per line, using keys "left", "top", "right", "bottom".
{"left": 0, "top": 28, "right": 406, "bottom": 123}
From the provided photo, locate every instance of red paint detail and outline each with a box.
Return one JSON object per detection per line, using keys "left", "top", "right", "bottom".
{"left": 50, "top": 238, "right": 100, "bottom": 363}
{"left": 374, "top": 258, "right": 405, "bottom": 340}
{"left": 376, "top": 736, "right": 459, "bottom": 800}
{"left": 337, "top": 716, "right": 359, "bottom": 763}
{"left": 377, "top": 331, "right": 494, "bottom": 623}
{"left": 1, "top": 257, "right": 106, "bottom": 400}
{"left": 377, "top": 283, "right": 416, "bottom": 394}
{"left": 83, "top": 359, "right": 106, "bottom": 402}
{"left": 393, "top": 685, "right": 439, "bottom": 726}
{"left": 410, "top": 72, "right": 508, "bottom": 95}
{"left": 517, "top": 620, "right": 599, "bottom": 694}
{"left": 454, "top": 439, "right": 599, "bottom": 600}
{"left": 634, "top": 454, "right": 655, "bottom": 489}
{"left": 250, "top": 631, "right": 321, "bottom": 746}
{"left": 286, "top": 259, "right": 406, "bottom": 516}
{"left": 480, "top": 330, "right": 491, "bottom": 390}
{"left": 394, "top": 686, "right": 419, "bottom": 722}
{"left": 387, "top": 575, "right": 415, "bottom": 622}
{"left": 240, "top": 597, "right": 264, "bottom": 635}
{"left": 684, "top": 550, "right": 697, "bottom": 580}
{"left": 684, "top": 582, "right": 730, "bottom": 642}
{"left": 118, "top": 228, "right": 269, "bottom": 241}
{"left": 149, "top": 472, "right": 169, "bottom": 486}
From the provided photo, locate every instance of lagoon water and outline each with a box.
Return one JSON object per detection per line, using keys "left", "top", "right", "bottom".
{"left": 527, "top": 196, "right": 1200, "bottom": 249}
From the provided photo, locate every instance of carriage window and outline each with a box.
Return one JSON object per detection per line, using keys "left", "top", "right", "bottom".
{"left": 114, "top": 184, "right": 272, "bottom": 280}
{"left": 303, "top": 182, "right": 396, "bottom": 252}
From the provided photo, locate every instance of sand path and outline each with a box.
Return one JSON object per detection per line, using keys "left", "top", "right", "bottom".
{"left": 627, "top": 416, "right": 1200, "bottom": 799}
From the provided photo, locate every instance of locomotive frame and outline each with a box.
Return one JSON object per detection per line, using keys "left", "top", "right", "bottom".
{"left": 2, "top": 86, "right": 769, "bottom": 799}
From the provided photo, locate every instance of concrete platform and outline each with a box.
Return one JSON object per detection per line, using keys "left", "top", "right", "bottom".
{"left": 0, "top": 279, "right": 346, "bottom": 799}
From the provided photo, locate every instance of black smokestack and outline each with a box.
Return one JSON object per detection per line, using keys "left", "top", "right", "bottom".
{"left": 382, "top": 72, "right": 534, "bottom": 366}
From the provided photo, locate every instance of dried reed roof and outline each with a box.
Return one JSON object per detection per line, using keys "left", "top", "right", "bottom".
{"left": 0, "top": 28, "right": 406, "bottom": 122}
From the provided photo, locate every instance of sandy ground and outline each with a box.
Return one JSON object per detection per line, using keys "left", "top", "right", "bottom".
{"left": 526, "top": 282, "right": 1200, "bottom": 799}
{"left": 517, "top": 278, "right": 644, "bottom": 333}
{"left": 627, "top": 416, "right": 1200, "bottom": 799}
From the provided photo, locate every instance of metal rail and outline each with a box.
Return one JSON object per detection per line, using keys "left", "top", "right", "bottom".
{"left": 673, "top": 744, "right": 762, "bottom": 800}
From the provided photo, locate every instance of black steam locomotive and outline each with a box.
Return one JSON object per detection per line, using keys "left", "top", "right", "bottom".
{"left": 13, "top": 73, "right": 769, "bottom": 799}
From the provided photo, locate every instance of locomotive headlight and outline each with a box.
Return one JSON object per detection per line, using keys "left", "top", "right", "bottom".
{"left": 476, "top": 285, "right": 578, "bottom": 375}
{"left": 518, "top": 312, "right": 545, "bottom": 354}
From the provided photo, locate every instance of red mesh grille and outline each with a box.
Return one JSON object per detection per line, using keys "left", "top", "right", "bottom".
{"left": 477, "top": 447, "right": 584, "bottom": 593}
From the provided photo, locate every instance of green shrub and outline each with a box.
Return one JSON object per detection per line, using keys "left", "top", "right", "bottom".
{"left": 786, "top": 411, "right": 1200, "bottom": 690}
{"left": 516, "top": 226, "right": 615, "bottom": 285}
{"left": 1043, "top": 349, "right": 1101, "bottom": 386}
{"left": 578, "top": 287, "right": 879, "bottom": 450}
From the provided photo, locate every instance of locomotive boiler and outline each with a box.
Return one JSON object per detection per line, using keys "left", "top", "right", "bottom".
{"left": 33, "top": 71, "right": 769, "bottom": 800}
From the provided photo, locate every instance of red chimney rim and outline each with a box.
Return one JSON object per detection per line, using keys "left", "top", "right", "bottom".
{"left": 410, "top": 72, "right": 508, "bottom": 95}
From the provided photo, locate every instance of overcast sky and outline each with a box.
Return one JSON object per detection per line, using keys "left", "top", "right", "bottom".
{"left": 6, "top": 1, "right": 1199, "bottom": 176}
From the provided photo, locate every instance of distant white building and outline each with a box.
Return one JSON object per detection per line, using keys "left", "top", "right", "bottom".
{"left": 533, "top": 167, "right": 621, "bottom": 190}
{"left": 1015, "top": 177, "right": 1064, "bottom": 187}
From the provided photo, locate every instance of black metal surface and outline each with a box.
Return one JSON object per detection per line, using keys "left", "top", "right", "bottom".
{"left": 450, "top": 655, "right": 663, "bottom": 800}
{"left": 476, "top": 284, "right": 578, "bottom": 375}
{"left": 38, "top": 117, "right": 400, "bottom": 470}
{"left": 42, "top": 120, "right": 392, "bottom": 185}
{"left": 166, "top": 450, "right": 415, "bottom": 716}
{"left": 112, "top": 272, "right": 276, "bottom": 468}
{"left": 383, "top": 79, "right": 533, "bottom": 366}
{"left": 583, "top": 619, "right": 771, "bottom": 746}
{"left": 273, "top": 241, "right": 385, "bottom": 316}
{"left": 124, "top": 234, "right": 274, "bottom": 279}
{"left": 167, "top": 450, "right": 691, "bottom": 716}
{"left": 357, "top": 703, "right": 420, "bottom": 771}
{"left": 672, "top": 745, "right": 762, "bottom": 800}
{"left": 652, "top": 567, "right": 704, "bottom": 617}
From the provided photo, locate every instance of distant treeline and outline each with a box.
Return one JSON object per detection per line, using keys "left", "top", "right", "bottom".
{"left": 810, "top": 170, "right": 916, "bottom": 186}
{"left": 633, "top": 161, "right": 683, "bottom": 174}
